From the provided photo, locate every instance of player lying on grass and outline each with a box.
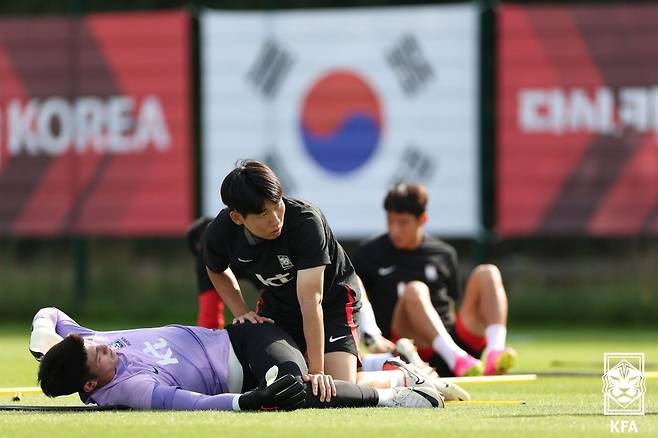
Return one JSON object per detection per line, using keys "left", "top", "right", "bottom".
{"left": 30, "top": 307, "right": 447, "bottom": 411}
{"left": 353, "top": 183, "right": 517, "bottom": 377}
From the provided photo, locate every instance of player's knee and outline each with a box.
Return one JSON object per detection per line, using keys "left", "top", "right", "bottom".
{"left": 402, "top": 281, "right": 430, "bottom": 301}
{"left": 473, "top": 264, "right": 503, "bottom": 285}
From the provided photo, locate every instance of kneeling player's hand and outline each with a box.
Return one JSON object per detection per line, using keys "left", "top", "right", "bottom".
{"left": 303, "top": 372, "right": 336, "bottom": 403}
{"left": 238, "top": 366, "right": 306, "bottom": 411}
{"left": 233, "top": 311, "right": 274, "bottom": 325}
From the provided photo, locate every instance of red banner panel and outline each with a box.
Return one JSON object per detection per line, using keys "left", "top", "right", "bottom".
{"left": 498, "top": 5, "right": 658, "bottom": 236}
{"left": 0, "top": 11, "right": 191, "bottom": 236}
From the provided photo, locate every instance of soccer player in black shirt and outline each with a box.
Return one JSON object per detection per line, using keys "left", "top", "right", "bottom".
{"left": 203, "top": 160, "right": 362, "bottom": 400}
{"left": 353, "top": 183, "right": 516, "bottom": 377}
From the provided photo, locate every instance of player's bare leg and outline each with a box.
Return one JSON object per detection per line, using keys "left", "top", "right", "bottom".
{"left": 323, "top": 344, "right": 418, "bottom": 390}
{"left": 325, "top": 351, "right": 357, "bottom": 383}
{"left": 391, "top": 281, "right": 482, "bottom": 376}
{"left": 458, "top": 264, "right": 516, "bottom": 375}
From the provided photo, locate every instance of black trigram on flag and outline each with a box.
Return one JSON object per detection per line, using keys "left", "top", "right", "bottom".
{"left": 263, "top": 149, "right": 297, "bottom": 194}
{"left": 386, "top": 34, "right": 434, "bottom": 96}
{"left": 389, "top": 145, "right": 437, "bottom": 186}
{"left": 247, "top": 38, "right": 295, "bottom": 99}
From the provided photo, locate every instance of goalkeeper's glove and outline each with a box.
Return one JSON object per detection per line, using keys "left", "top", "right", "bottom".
{"left": 29, "top": 320, "right": 63, "bottom": 361}
{"left": 238, "top": 366, "right": 306, "bottom": 411}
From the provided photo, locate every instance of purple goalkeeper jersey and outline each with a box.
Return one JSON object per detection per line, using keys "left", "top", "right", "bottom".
{"left": 33, "top": 308, "right": 238, "bottom": 410}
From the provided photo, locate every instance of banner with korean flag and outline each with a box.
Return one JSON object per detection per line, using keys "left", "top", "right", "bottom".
{"left": 201, "top": 5, "right": 479, "bottom": 238}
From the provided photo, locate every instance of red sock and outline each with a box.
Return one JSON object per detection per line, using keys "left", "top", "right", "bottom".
{"left": 197, "top": 290, "right": 225, "bottom": 329}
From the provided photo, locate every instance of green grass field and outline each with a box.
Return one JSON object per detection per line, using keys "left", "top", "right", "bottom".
{"left": 1, "top": 326, "right": 656, "bottom": 437}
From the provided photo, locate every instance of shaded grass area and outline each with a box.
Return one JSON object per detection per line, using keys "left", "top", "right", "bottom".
{"left": 1, "top": 326, "right": 657, "bottom": 437}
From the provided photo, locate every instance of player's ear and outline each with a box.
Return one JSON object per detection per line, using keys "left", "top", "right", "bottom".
{"left": 83, "top": 379, "right": 98, "bottom": 393}
{"left": 418, "top": 212, "right": 429, "bottom": 225}
{"left": 229, "top": 210, "right": 244, "bottom": 226}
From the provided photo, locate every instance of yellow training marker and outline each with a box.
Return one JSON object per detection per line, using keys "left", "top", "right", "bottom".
{"left": 446, "top": 400, "right": 527, "bottom": 405}
{"left": 444, "top": 374, "right": 538, "bottom": 385}
{"left": 0, "top": 386, "right": 43, "bottom": 397}
{"left": 645, "top": 371, "right": 658, "bottom": 380}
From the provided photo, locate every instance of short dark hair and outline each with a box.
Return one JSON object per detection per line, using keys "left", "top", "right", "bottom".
{"left": 38, "top": 334, "right": 94, "bottom": 397}
{"left": 383, "top": 183, "right": 428, "bottom": 218}
{"left": 220, "top": 160, "right": 283, "bottom": 216}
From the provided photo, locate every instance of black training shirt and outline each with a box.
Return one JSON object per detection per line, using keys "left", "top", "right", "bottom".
{"left": 352, "top": 233, "right": 459, "bottom": 339}
{"left": 203, "top": 197, "right": 360, "bottom": 318}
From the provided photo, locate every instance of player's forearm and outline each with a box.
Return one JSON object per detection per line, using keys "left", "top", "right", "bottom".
{"left": 152, "top": 385, "right": 239, "bottom": 411}
{"left": 206, "top": 268, "right": 251, "bottom": 316}
{"left": 300, "top": 300, "right": 324, "bottom": 373}
{"left": 32, "top": 307, "right": 71, "bottom": 329}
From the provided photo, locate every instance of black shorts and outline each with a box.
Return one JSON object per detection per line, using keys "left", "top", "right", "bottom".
{"left": 257, "top": 285, "right": 361, "bottom": 361}
{"left": 225, "top": 322, "right": 308, "bottom": 392}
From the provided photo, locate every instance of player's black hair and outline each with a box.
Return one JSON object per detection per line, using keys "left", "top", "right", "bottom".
{"left": 383, "top": 183, "right": 428, "bottom": 218}
{"left": 38, "top": 334, "right": 94, "bottom": 397}
{"left": 185, "top": 216, "right": 212, "bottom": 256}
{"left": 220, "top": 160, "right": 283, "bottom": 216}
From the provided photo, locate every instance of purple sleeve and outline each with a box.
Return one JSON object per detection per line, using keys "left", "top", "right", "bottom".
{"left": 96, "top": 379, "right": 237, "bottom": 411}
{"left": 151, "top": 385, "right": 238, "bottom": 411}
{"left": 32, "top": 307, "right": 94, "bottom": 338}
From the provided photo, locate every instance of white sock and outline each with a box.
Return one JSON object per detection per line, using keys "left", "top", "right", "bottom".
{"left": 361, "top": 353, "right": 394, "bottom": 372}
{"left": 484, "top": 324, "right": 506, "bottom": 351}
{"left": 385, "top": 370, "right": 406, "bottom": 387}
{"left": 375, "top": 388, "right": 397, "bottom": 407}
{"left": 432, "top": 335, "right": 468, "bottom": 369}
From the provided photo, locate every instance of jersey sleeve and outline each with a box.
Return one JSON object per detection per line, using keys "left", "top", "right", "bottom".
{"left": 202, "top": 215, "right": 231, "bottom": 274}
{"left": 32, "top": 307, "right": 95, "bottom": 338}
{"left": 88, "top": 373, "right": 238, "bottom": 411}
{"left": 151, "top": 385, "right": 237, "bottom": 411}
{"left": 88, "top": 375, "right": 156, "bottom": 409}
{"left": 289, "top": 211, "right": 331, "bottom": 270}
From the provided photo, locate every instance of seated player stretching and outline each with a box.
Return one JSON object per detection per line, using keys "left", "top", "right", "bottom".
{"left": 353, "top": 183, "right": 516, "bottom": 377}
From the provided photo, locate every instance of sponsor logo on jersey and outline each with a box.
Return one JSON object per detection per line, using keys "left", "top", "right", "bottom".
{"left": 255, "top": 272, "right": 293, "bottom": 287}
{"left": 142, "top": 338, "right": 179, "bottom": 366}
{"left": 278, "top": 255, "right": 294, "bottom": 270}
{"left": 329, "top": 335, "right": 348, "bottom": 343}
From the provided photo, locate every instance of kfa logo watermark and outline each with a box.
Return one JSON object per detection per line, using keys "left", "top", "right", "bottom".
{"left": 603, "top": 353, "right": 646, "bottom": 433}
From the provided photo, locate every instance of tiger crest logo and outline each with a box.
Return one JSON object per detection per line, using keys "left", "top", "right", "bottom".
{"left": 603, "top": 353, "right": 645, "bottom": 416}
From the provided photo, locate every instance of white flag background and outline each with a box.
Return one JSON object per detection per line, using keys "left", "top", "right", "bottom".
{"left": 202, "top": 5, "right": 479, "bottom": 238}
